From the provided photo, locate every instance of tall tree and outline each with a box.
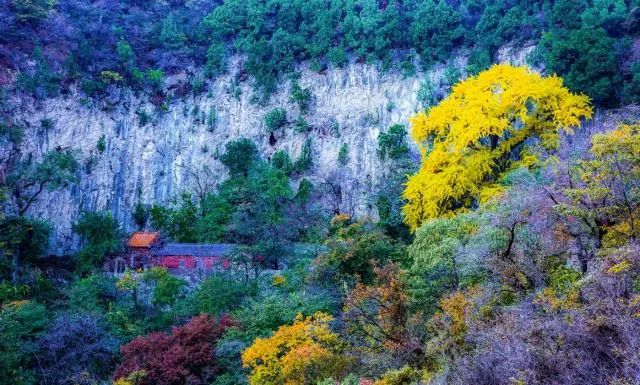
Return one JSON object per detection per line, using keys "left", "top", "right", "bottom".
{"left": 402, "top": 65, "right": 592, "bottom": 230}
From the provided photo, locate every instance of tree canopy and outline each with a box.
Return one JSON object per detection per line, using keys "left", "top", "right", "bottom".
{"left": 402, "top": 64, "right": 592, "bottom": 230}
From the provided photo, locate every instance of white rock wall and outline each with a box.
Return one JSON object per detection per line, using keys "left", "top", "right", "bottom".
{"left": 11, "top": 47, "right": 533, "bottom": 255}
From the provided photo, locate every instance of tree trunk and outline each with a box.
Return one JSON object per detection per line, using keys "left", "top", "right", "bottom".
{"left": 12, "top": 248, "right": 19, "bottom": 284}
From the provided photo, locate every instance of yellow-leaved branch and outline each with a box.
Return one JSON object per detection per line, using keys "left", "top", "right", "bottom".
{"left": 403, "top": 64, "right": 592, "bottom": 231}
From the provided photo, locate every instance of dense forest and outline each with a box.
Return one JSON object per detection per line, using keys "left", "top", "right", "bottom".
{"left": 1, "top": 0, "right": 640, "bottom": 104}
{"left": 2, "top": 1, "right": 640, "bottom": 385}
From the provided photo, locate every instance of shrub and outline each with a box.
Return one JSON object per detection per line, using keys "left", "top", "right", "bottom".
{"left": 97, "top": 135, "right": 106, "bottom": 153}
{"left": 264, "top": 108, "right": 287, "bottom": 132}
{"left": 207, "top": 106, "right": 217, "bottom": 132}
{"left": 114, "top": 314, "right": 234, "bottom": 385}
{"left": 294, "top": 138, "right": 313, "bottom": 172}
{"left": 337, "top": 143, "right": 349, "bottom": 166}
{"left": 294, "top": 116, "right": 311, "bottom": 133}
{"left": 221, "top": 138, "right": 258, "bottom": 177}
{"left": 36, "top": 313, "right": 118, "bottom": 385}
{"left": 145, "top": 69, "right": 164, "bottom": 92}
{"left": 290, "top": 83, "right": 313, "bottom": 113}
{"left": 378, "top": 124, "right": 409, "bottom": 161}
{"left": 272, "top": 150, "right": 293, "bottom": 175}
{"left": 136, "top": 108, "right": 151, "bottom": 126}
{"left": 40, "top": 118, "right": 54, "bottom": 130}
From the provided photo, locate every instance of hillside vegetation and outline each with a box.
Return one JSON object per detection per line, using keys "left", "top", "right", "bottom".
{"left": 1, "top": 1, "right": 640, "bottom": 385}
{"left": 1, "top": 0, "right": 639, "bottom": 105}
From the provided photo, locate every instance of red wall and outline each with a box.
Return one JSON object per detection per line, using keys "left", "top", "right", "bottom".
{"left": 151, "top": 256, "right": 230, "bottom": 270}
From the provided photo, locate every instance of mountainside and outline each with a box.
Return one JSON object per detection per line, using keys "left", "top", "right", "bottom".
{"left": 4, "top": 2, "right": 640, "bottom": 385}
{"left": 11, "top": 48, "right": 532, "bottom": 254}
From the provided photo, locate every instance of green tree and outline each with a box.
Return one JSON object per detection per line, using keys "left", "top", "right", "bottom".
{"left": 194, "top": 193, "right": 233, "bottom": 242}
{"left": 206, "top": 42, "right": 227, "bottom": 77}
{"left": 323, "top": 221, "right": 405, "bottom": 285}
{"left": 132, "top": 202, "right": 149, "bottom": 230}
{"left": 73, "top": 212, "right": 123, "bottom": 274}
{"left": 540, "top": 27, "right": 622, "bottom": 106}
{"left": 0, "top": 216, "right": 49, "bottom": 283}
{"left": 290, "top": 83, "right": 313, "bottom": 113}
{"left": 150, "top": 193, "right": 198, "bottom": 242}
{"left": 159, "top": 14, "right": 187, "bottom": 50}
{"left": 411, "top": 0, "right": 463, "bottom": 64}
{"left": 407, "top": 216, "right": 478, "bottom": 312}
{"left": 294, "top": 138, "right": 313, "bottom": 173}
{"left": 337, "top": 143, "right": 349, "bottom": 166}
{"left": 271, "top": 150, "right": 294, "bottom": 175}
{"left": 7, "top": 149, "right": 78, "bottom": 216}
{"left": 377, "top": 124, "right": 409, "bottom": 161}
{"left": 0, "top": 301, "right": 48, "bottom": 385}
{"left": 264, "top": 108, "right": 288, "bottom": 132}
{"left": 221, "top": 138, "right": 259, "bottom": 177}
{"left": 10, "top": 0, "right": 56, "bottom": 24}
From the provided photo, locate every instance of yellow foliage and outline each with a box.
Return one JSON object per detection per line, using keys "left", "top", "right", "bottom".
{"left": 241, "top": 312, "right": 348, "bottom": 385}
{"left": 402, "top": 64, "right": 592, "bottom": 230}
{"left": 272, "top": 274, "right": 286, "bottom": 286}
{"left": 439, "top": 291, "right": 472, "bottom": 338}
{"left": 374, "top": 366, "right": 423, "bottom": 385}
{"left": 534, "top": 287, "right": 580, "bottom": 312}
{"left": 116, "top": 270, "right": 138, "bottom": 292}
{"left": 607, "top": 260, "right": 633, "bottom": 275}
{"left": 113, "top": 370, "right": 147, "bottom": 385}
{"left": 100, "top": 70, "right": 124, "bottom": 84}
{"left": 589, "top": 124, "right": 640, "bottom": 247}
{"left": 331, "top": 213, "right": 352, "bottom": 227}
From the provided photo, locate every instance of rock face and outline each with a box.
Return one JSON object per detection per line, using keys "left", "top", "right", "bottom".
{"left": 12, "top": 49, "right": 533, "bottom": 255}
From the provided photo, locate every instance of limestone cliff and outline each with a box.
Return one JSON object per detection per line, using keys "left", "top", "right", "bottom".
{"left": 10, "top": 47, "right": 533, "bottom": 255}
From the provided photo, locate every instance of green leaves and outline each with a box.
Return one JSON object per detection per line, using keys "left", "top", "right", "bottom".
{"left": 73, "top": 212, "right": 123, "bottom": 274}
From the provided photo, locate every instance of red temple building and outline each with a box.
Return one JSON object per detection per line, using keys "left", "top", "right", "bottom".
{"left": 109, "top": 232, "right": 235, "bottom": 275}
{"left": 151, "top": 243, "right": 235, "bottom": 273}
{"left": 127, "top": 231, "right": 160, "bottom": 268}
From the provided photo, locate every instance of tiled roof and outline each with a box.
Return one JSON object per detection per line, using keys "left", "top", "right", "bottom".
{"left": 127, "top": 232, "right": 160, "bottom": 248}
{"left": 157, "top": 243, "right": 235, "bottom": 257}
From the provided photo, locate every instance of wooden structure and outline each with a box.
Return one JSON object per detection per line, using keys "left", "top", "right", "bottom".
{"left": 124, "top": 231, "right": 160, "bottom": 271}
{"left": 151, "top": 243, "right": 235, "bottom": 273}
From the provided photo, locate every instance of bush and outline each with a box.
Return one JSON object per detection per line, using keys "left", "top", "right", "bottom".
{"left": 290, "top": 83, "right": 313, "bottom": 113}
{"left": 377, "top": 124, "right": 409, "bottom": 161}
{"left": 145, "top": 69, "right": 164, "bottom": 92}
{"left": 114, "top": 314, "right": 234, "bottom": 385}
{"left": 272, "top": 150, "right": 293, "bottom": 175}
{"left": 337, "top": 143, "right": 349, "bottom": 165}
{"left": 40, "top": 118, "right": 54, "bottom": 130}
{"left": 136, "top": 108, "right": 152, "bottom": 126}
{"left": 221, "top": 138, "right": 258, "bottom": 177}
{"left": 207, "top": 107, "right": 217, "bottom": 132}
{"left": 264, "top": 108, "right": 287, "bottom": 132}
{"left": 294, "top": 116, "right": 311, "bottom": 133}
{"left": 294, "top": 138, "right": 313, "bottom": 172}
{"left": 36, "top": 313, "right": 119, "bottom": 385}
{"left": 97, "top": 135, "right": 106, "bottom": 153}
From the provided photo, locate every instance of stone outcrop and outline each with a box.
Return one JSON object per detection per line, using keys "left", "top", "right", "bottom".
{"left": 10, "top": 48, "right": 534, "bottom": 254}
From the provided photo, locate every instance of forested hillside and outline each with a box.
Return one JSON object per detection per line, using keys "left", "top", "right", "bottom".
{"left": 1, "top": 1, "right": 640, "bottom": 385}
{"left": 2, "top": 0, "right": 639, "bottom": 104}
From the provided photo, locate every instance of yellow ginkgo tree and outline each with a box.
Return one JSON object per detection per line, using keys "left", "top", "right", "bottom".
{"left": 402, "top": 64, "right": 592, "bottom": 231}
{"left": 241, "top": 312, "right": 349, "bottom": 385}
